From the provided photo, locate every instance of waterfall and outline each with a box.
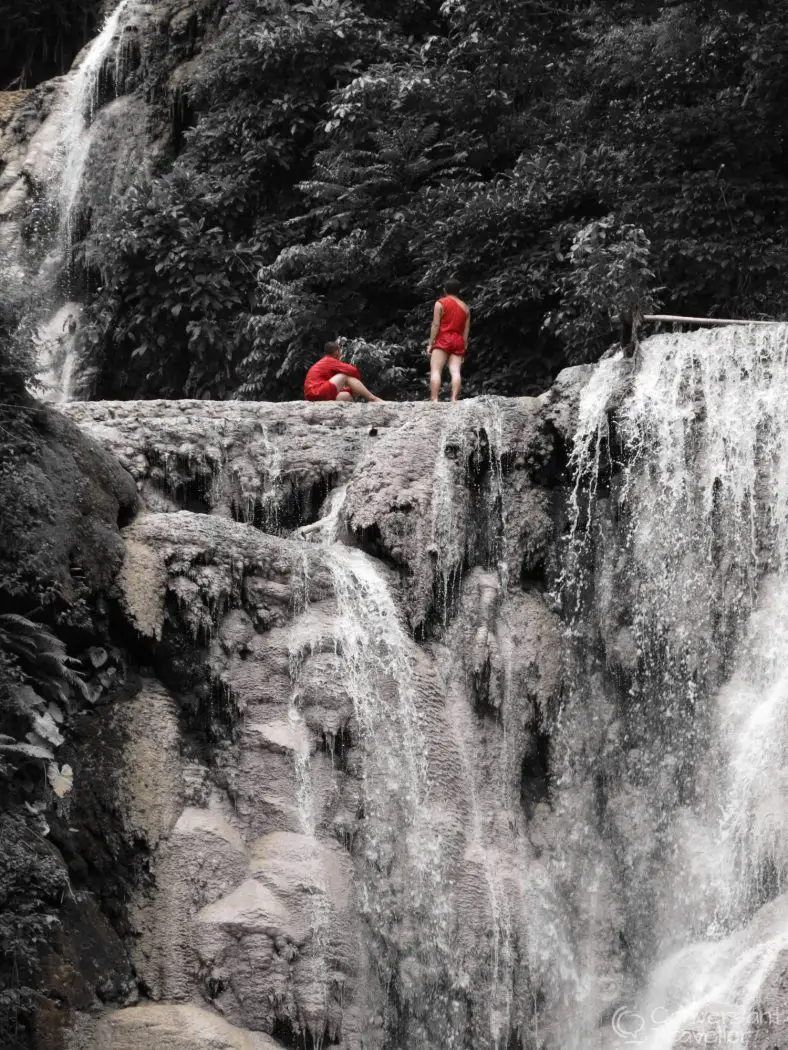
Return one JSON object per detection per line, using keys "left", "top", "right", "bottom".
{"left": 324, "top": 547, "right": 457, "bottom": 1045}
{"left": 293, "top": 489, "right": 459, "bottom": 1047}
{"left": 34, "top": 0, "right": 139, "bottom": 401}
{"left": 60, "top": 366, "right": 788, "bottom": 1050}
{"left": 55, "top": 0, "right": 137, "bottom": 251}
{"left": 563, "top": 324, "right": 788, "bottom": 1048}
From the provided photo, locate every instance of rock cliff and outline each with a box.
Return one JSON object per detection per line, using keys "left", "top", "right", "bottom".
{"left": 5, "top": 327, "right": 788, "bottom": 1050}
{"left": 61, "top": 394, "right": 570, "bottom": 1050}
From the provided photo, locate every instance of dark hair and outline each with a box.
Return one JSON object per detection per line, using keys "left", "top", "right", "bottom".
{"left": 324, "top": 341, "right": 341, "bottom": 357}
{"left": 443, "top": 278, "right": 462, "bottom": 296}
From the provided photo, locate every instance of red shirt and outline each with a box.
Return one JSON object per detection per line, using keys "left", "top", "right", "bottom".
{"left": 438, "top": 296, "right": 468, "bottom": 336}
{"left": 434, "top": 296, "right": 469, "bottom": 356}
{"left": 304, "top": 356, "right": 361, "bottom": 398}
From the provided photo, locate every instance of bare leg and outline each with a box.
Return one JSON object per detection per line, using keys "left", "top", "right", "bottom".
{"left": 330, "top": 373, "right": 383, "bottom": 403}
{"left": 448, "top": 353, "right": 462, "bottom": 401}
{"left": 430, "top": 348, "right": 448, "bottom": 401}
{"left": 336, "top": 391, "right": 353, "bottom": 402}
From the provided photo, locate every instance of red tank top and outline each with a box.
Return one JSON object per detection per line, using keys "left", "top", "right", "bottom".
{"left": 433, "top": 296, "right": 469, "bottom": 356}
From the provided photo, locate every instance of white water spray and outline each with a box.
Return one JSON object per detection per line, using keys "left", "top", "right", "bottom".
{"left": 55, "top": 0, "right": 138, "bottom": 250}
{"left": 32, "top": 0, "right": 140, "bottom": 401}
{"left": 565, "top": 325, "right": 788, "bottom": 1048}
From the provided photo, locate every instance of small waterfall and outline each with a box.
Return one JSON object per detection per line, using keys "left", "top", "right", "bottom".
{"left": 231, "top": 422, "right": 285, "bottom": 530}
{"left": 429, "top": 399, "right": 509, "bottom": 622}
{"left": 37, "top": 303, "right": 82, "bottom": 403}
{"left": 562, "top": 324, "right": 788, "bottom": 1048}
{"left": 324, "top": 548, "right": 455, "bottom": 1042}
{"left": 55, "top": 0, "right": 138, "bottom": 252}
{"left": 30, "top": 0, "right": 139, "bottom": 401}
{"left": 293, "top": 487, "right": 459, "bottom": 1047}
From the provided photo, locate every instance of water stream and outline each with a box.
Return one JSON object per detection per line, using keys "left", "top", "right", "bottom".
{"left": 55, "top": 0, "right": 138, "bottom": 252}
{"left": 34, "top": 0, "right": 140, "bottom": 399}
{"left": 563, "top": 325, "right": 788, "bottom": 1048}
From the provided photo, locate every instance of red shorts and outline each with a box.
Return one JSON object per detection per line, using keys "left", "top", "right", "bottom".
{"left": 433, "top": 332, "right": 465, "bottom": 357}
{"left": 305, "top": 380, "right": 341, "bottom": 401}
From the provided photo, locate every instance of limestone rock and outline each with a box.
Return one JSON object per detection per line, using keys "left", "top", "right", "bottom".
{"left": 65, "top": 397, "right": 559, "bottom": 629}
{"left": 58, "top": 388, "right": 667, "bottom": 1050}
{"left": 77, "top": 1004, "right": 283, "bottom": 1050}
{"left": 118, "top": 681, "right": 182, "bottom": 848}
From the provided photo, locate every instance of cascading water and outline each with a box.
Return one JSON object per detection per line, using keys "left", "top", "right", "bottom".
{"left": 323, "top": 546, "right": 456, "bottom": 1046}
{"left": 558, "top": 324, "right": 788, "bottom": 1049}
{"left": 61, "top": 360, "right": 788, "bottom": 1050}
{"left": 55, "top": 0, "right": 138, "bottom": 251}
{"left": 291, "top": 402, "right": 530, "bottom": 1050}
{"left": 34, "top": 0, "right": 140, "bottom": 400}
{"left": 289, "top": 482, "right": 458, "bottom": 1048}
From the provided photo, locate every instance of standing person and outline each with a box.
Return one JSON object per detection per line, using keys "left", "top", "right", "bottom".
{"left": 427, "top": 278, "right": 470, "bottom": 402}
{"left": 303, "top": 342, "right": 383, "bottom": 403}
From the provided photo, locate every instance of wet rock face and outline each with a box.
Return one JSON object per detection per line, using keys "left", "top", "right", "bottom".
{"left": 51, "top": 339, "right": 788, "bottom": 1050}
{"left": 0, "top": 406, "right": 137, "bottom": 600}
{"left": 0, "top": 0, "right": 221, "bottom": 399}
{"left": 60, "top": 393, "right": 577, "bottom": 1050}
{"left": 0, "top": 406, "right": 140, "bottom": 1050}
{"left": 64, "top": 396, "right": 560, "bottom": 630}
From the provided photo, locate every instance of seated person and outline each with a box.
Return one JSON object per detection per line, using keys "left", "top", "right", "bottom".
{"left": 303, "top": 342, "right": 382, "bottom": 403}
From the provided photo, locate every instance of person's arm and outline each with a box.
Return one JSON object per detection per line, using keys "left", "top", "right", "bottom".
{"left": 463, "top": 311, "right": 471, "bottom": 347}
{"left": 427, "top": 301, "right": 442, "bottom": 354}
{"left": 335, "top": 360, "right": 361, "bottom": 380}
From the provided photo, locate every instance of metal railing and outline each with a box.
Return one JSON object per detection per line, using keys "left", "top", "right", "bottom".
{"left": 641, "top": 314, "right": 780, "bottom": 327}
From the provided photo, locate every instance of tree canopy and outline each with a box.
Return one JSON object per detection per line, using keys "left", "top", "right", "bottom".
{"left": 69, "top": 0, "right": 788, "bottom": 400}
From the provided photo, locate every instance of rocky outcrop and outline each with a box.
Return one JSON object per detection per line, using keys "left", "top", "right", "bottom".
{"left": 55, "top": 392, "right": 575, "bottom": 1050}
{"left": 0, "top": 405, "right": 139, "bottom": 1050}
{"left": 0, "top": 405, "right": 137, "bottom": 599}
{"left": 72, "top": 1004, "right": 283, "bottom": 1050}
{"left": 64, "top": 397, "right": 561, "bottom": 629}
{"left": 7, "top": 334, "right": 788, "bottom": 1050}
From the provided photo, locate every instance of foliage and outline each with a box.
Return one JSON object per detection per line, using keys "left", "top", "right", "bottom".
{"left": 0, "top": 814, "right": 69, "bottom": 1049}
{"left": 0, "top": 614, "right": 86, "bottom": 778}
{"left": 71, "top": 0, "right": 788, "bottom": 400}
{"left": 80, "top": 168, "right": 262, "bottom": 399}
{"left": 339, "top": 335, "right": 411, "bottom": 398}
{"left": 0, "top": 0, "right": 100, "bottom": 88}
{"left": 0, "top": 422, "right": 99, "bottom": 1048}
{"left": 546, "top": 218, "right": 661, "bottom": 361}
{"left": 0, "top": 266, "right": 37, "bottom": 403}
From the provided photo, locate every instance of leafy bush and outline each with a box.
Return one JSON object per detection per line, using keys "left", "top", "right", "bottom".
{"left": 0, "top": 613, "right": 85, "bottom": 785}
{"left": 69, "top": 0, "right": 788, "bottom": 400}
{"left": 340, "top": 335, "right": 411, "bottom": 399}
{"left": 0, "top": 814, "right": 69, "bottom": 1049}
{"left": 80, "top": 168, "right": 261, "bottom": 399}
{"left": 546, "top": 218, "right": 661, "bottom": 361}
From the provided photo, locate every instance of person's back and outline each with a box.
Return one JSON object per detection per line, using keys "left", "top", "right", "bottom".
{"left": 427, "top": 278, "right": 470, "bottom": 401}
{"left": 437, "top": 295, "right": 469, "bottom": 340}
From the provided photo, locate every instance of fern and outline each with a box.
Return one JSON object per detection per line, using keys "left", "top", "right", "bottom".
{"left": 0, "top": 615, "right": 87, "bottom": 710}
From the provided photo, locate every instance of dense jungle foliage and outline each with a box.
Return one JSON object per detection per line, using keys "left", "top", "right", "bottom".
{"left": 56, "top": 0, "right": 788, "bottom": 398}
{"left": 0, "top": 0, "right": 101, "bottom": 88}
